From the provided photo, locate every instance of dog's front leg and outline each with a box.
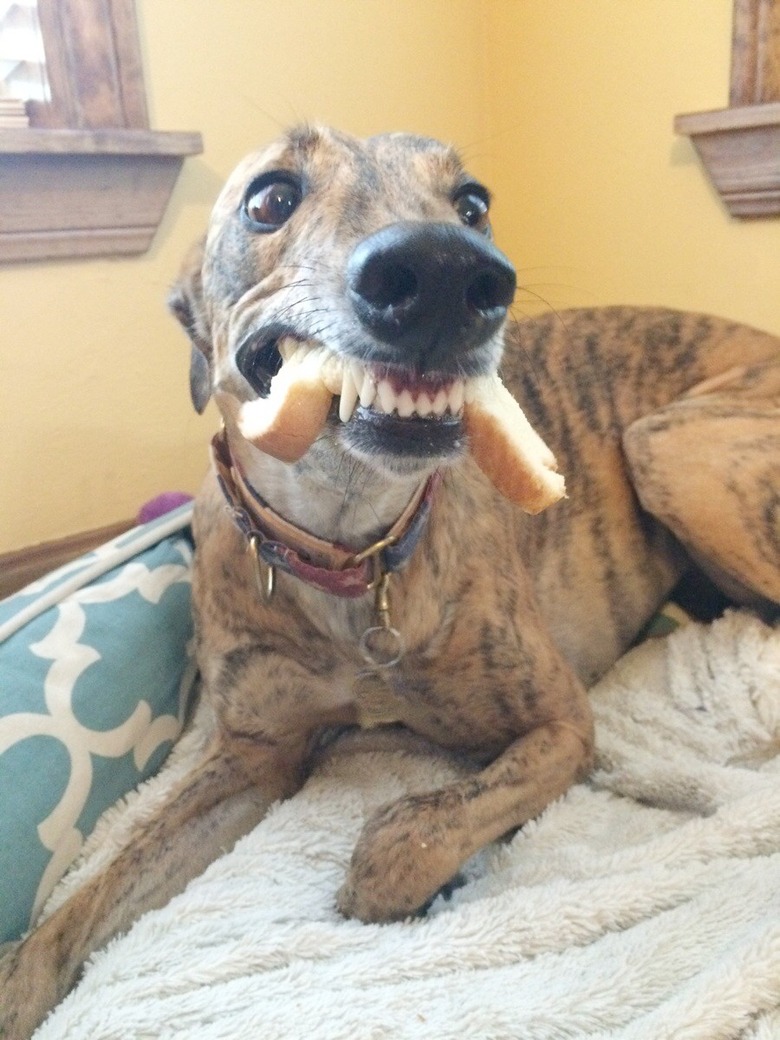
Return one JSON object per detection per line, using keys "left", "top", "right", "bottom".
{"left": 0, "top": 738, "right": 299, "bottom": 1040}
{"left": 337, "top": 715, "right": 594, "bottom": 923}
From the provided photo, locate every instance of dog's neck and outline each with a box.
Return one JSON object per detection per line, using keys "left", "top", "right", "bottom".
{"left": 225, "top": 427, "right": 437, "bottom": 549}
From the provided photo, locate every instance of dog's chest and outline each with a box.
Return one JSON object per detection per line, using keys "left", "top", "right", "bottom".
{"left": 344, "top": 644, "right": 530, "bottom": 756}
{"left": 351, "top": 670, "right": 410, "bottom": 729}
{"left": 295, "top": 564, "right": 545, "bottom": 750}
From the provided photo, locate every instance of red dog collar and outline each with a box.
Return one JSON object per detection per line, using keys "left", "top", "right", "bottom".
{"left": 211, "top": 429, "right": 440, "bottom": 599}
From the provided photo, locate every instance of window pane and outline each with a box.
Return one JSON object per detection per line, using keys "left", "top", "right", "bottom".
{"left": 0, "top": 0, "right": 50, "bottom": 113}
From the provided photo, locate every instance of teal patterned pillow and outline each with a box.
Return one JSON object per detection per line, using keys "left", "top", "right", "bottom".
{"left": 0, "top": 505, "right": 197, "bottom": 942}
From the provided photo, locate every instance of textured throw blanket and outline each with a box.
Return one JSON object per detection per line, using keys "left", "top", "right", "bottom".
{"left": 35, "top": 611, "right": 780, "bottom": 1039}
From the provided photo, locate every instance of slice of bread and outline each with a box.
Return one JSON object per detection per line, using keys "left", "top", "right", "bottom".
{"left": 229, "top": 347, "right": 334, "bottom": 463}
{"left": 464, "top": 374, "right": 565, "bottom": 514}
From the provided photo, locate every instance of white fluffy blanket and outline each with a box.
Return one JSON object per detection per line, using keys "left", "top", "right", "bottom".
{"left": 35, "top": 611, "right": 780, "bottom": 1040}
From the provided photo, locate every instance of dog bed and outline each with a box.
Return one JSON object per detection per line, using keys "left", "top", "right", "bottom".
{"left": 29, "top": 601, "right": 780, "bottom": 1038}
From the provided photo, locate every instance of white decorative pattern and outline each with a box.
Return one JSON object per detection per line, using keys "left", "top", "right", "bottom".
{"left": 0, "top": 512, "right": 196, "bottom": 941}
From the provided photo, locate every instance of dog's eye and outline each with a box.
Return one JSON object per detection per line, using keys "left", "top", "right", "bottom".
{"left": 454, "top": 187, "right": 490, "bottom": 232}
{"left": 244, "top": 178, "right": 302, "bottom": 231}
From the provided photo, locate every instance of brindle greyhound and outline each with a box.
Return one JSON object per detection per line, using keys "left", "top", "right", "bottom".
{"left": 2, "top": 126, "right": 778, "bottom": 1039}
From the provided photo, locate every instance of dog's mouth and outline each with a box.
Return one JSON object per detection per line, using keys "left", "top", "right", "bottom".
{"left": 330, "top": 357, "right": 467, "bottom": 462}
{"left": 237, "top": 332, "right": 479, "bottom": 462}
{"left": 276, "top": 336, "right": 468, "bottom": 420}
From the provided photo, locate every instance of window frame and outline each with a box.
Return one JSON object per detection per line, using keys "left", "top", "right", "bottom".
{"left": 0, "top": 0, "right": 202, "bottom": 262}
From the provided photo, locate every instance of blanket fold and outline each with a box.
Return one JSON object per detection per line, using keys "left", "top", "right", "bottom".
{"left": 35, "top": 611, "right": 780, "bottom": 1040}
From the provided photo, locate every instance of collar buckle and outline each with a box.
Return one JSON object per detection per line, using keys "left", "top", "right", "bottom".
{"left": 346, "top": 533, "right": 398, "bottom": 591}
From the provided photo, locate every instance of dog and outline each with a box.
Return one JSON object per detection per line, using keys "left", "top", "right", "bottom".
{"left": 2, "top": 125, "right": 778, "bottom": 1039}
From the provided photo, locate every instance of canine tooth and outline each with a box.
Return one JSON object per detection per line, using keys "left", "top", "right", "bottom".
{"left": 377, "top": 379, "right": 396, "bottom": 414}
{"left": 350, "top": 362, "right": 365, "bottom": 395}
{"left": 300, "top": 345, "right": 323, "bottom": 372}
{"left": 359, "top": 371, "right": 377, "bottom": 408}
{"left": 449, "top": 380, "right": 465, "bottom": 414}
{"left": 397, "top": 389, "right": 415, "bottom": 418}
{"left": 287, "top": 344, "right": 307, "bottom": 366}
{"left": 432, "top": 388, "right": 449, "bottom": 416}
{"left": 339, "top": 365, "right": 359, "bottom": 422}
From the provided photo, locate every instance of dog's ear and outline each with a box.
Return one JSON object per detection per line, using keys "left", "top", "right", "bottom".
{"left": 168, "top": 237, "right": 213, "bottom": 414}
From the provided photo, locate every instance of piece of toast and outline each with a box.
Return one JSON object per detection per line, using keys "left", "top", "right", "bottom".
{"left": 464, "top": 374, "right": 565, "bottom": 514}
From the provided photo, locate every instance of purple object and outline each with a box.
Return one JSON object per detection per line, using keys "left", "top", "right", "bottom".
{"left": 137, "top": 492, "right": 193, "bottom": 525}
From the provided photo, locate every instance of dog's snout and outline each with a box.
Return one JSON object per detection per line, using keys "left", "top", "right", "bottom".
{"left": 346, "top": 223, "right": 516, "bottom": 368}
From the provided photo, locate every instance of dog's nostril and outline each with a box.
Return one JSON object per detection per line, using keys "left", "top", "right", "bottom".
{"left": 353, "top": 258, "right": 418, "bottom": 312}
{"left": 466, "top": 268, "right": 515, "bottom": 315}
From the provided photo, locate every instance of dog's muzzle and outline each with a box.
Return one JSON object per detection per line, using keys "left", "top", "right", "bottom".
{"left": 228, "top": 223, "right": 518, "bottom": 469}
{"left": 338, "top": 222, "right": 515, "bottom": 463}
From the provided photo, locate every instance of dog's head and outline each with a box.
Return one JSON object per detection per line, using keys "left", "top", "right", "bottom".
{"left": 170, "top": 125, "right": 516, "bottom": 477}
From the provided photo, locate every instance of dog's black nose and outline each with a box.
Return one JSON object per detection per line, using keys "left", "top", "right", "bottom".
{"left": 346, "top": 222, "right": 516, "bottom": 369}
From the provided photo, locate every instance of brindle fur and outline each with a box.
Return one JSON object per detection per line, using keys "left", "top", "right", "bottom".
{"left": 2, "top": 126, "right": 778, "bottom": 1039}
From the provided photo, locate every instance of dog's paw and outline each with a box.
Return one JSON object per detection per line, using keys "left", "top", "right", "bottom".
{"left": 336, "top": 793, "right": 464, "bottom": 923}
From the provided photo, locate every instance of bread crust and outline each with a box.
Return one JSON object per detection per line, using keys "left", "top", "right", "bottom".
{"left": 235, "top": 377, "right": 333, "bottom": 462}
{"left": 221, "top": 347, "right": 335, "bottom": 463}
{"left": 464, "top": 375, "right": 565, "bottom": 514}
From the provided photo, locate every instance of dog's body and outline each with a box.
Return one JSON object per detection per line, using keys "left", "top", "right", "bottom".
{"left": 2, "top": 126, "right": 779, "bottom": 1039}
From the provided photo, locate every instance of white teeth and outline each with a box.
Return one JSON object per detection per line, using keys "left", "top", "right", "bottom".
{"left": 376, "top": 379, "right": 396, "bottom": 414}
{"left": 359, "top": 369, "right": 376, "bottom": 408}
{"left": 261, "top": 337, "right": 469, "bottom": 423}
{"left": 277, "top": 336, "right": 299, "bottom": 363}
{"left": 396, "top": 389, "right": 415, "bottom": 418}
{"left": 350, "top": 362, "right": 365, "bottom": 394}
{"left": 432, "top": 388, "right": 449, "bottom": 416}
{"left": 320, "top": 354, "right": 343, "bottom": 395}
{"left": 290, "top": 342, "right": 310, "bottom": 366}
{"left": 339, "top": 365, "right": 359, "bottom": 422}
{"left": 449, "top": 380, "right": 465, "bottom": 415}
{"left": 416, "top": 393, "right": 433, "bottom": 418}
{"left": 358, "top": 379, "right": 464, "bottom": 419}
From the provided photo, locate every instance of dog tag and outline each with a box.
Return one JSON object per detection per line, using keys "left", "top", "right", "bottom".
{"left": 352, "top": 669, "right": 407, "bottom": 729}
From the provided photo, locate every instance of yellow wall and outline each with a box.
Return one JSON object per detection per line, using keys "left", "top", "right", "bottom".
{"left": 2, "top": 0, "right": 779, "bottom": 552}
{"left": 0, "top": 0, "right": 491, "bottom": 552}
{"left": 484, "top": 0, "right": 780, "bottom": 331}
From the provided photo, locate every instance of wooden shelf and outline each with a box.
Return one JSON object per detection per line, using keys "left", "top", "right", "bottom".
{"left": 675, "top": 102, "right": 780, "bottom": 218}
{"left": 0, "top": 128, "right": 203, "bottom": 262}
